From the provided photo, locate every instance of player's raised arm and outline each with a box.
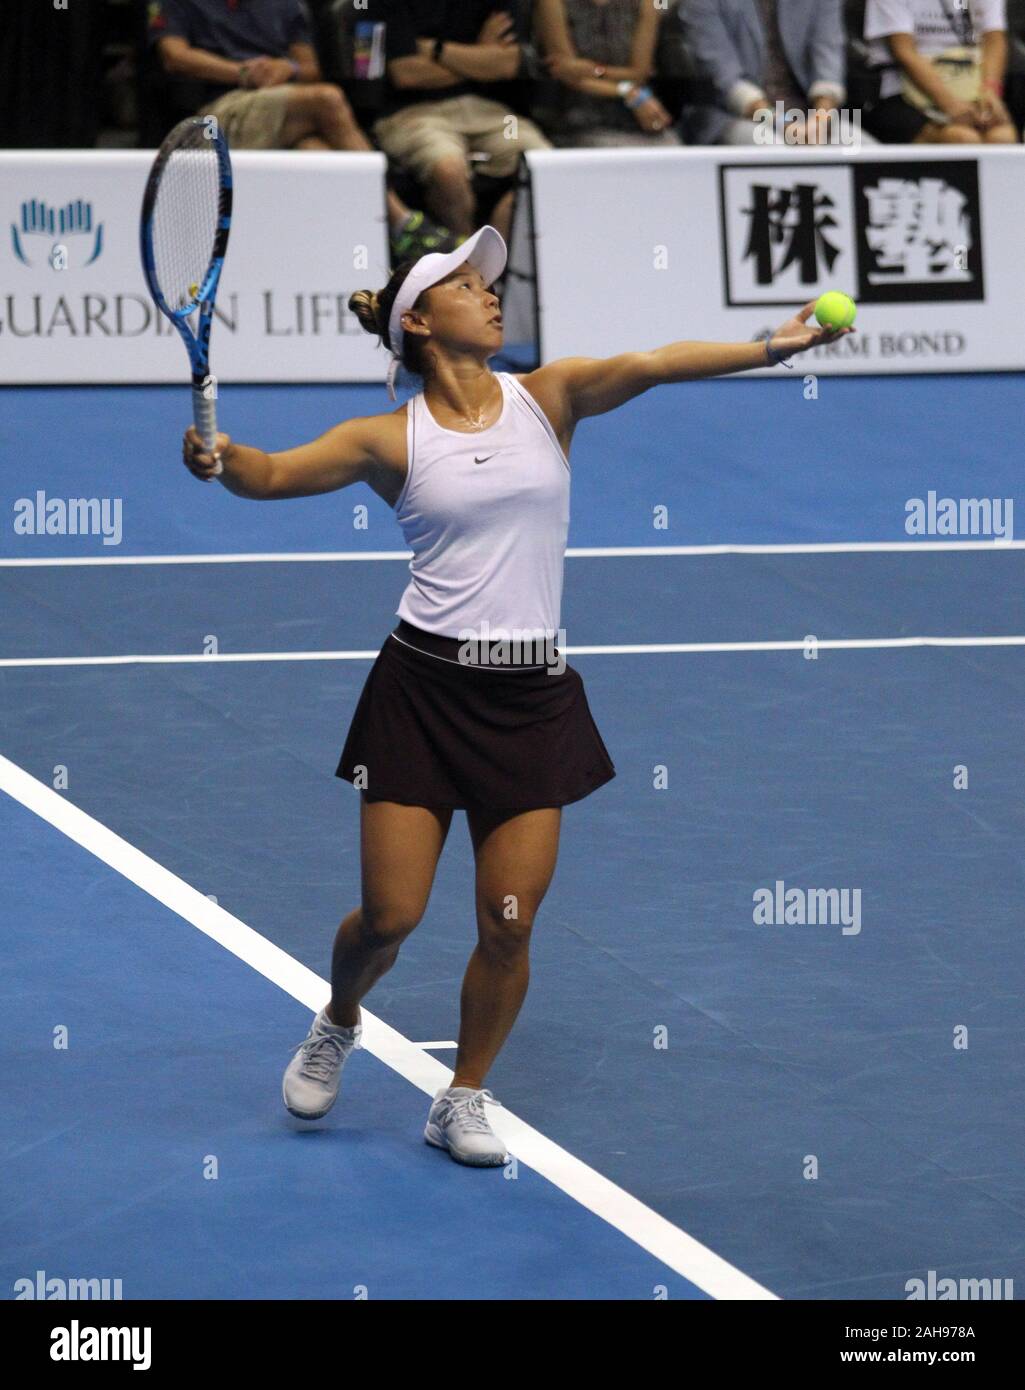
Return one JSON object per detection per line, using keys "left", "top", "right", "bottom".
{"left": 529, "top": 302, "right": 853, "bottom": 425}
{"left": 182, "top": 414, "right": 384, "bottom": 499}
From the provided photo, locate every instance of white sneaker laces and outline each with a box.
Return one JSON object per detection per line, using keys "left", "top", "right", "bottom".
{"left": 295, "top": 1031, "right": 354, "bottom": 1082}
{"left": 445, "top": 1088, "right": 501, "bottom": 1134}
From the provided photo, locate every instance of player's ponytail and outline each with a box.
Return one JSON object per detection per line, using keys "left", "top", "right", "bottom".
{"left": 348, "top": 259, "right": 430, "bottom": 383}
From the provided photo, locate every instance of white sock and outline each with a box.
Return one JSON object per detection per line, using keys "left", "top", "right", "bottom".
{"left": 320, "top": 1007, "right": 359, "bottom": 1034}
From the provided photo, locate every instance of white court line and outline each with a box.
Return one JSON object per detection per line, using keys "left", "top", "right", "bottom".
{"left": 0, "top": 539, "right": 1022, "bottom": 567}
{"left": 0, "top": 750, "right": 775, "bottom": 1301}
{"left": 3, "top": 635, "right": 1025, "bottom": 669}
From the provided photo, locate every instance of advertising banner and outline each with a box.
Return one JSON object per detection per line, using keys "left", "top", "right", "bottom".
{"left": 526, "top": 146, "right": 1025, "bottom": 375}
{"left": 0, "top": 150, "right": 390, "bottom": 383}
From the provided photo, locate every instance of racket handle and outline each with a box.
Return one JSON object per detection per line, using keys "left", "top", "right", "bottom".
{"left": 192, "top": 381, "right": 223, "bottom": 477}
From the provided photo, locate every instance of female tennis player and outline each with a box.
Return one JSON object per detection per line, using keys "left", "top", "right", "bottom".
{"left": 182, "top": 225, "right": 851, "bottom": 1166}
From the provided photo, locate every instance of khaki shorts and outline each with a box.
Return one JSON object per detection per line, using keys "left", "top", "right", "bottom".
{"left": 373, "top": 93, "right": 551, "bottom": 183}
{"left": 199, "top": 86, "right": 292, "bottom": 150}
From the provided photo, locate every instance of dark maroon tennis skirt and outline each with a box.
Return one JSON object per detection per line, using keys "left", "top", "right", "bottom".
{"left": 336, "top": 620, "right": 616, "bottom": 811}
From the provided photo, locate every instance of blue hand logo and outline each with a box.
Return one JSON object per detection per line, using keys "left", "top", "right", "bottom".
{"left": 11, "top": 198, "right": 104, "bottom": 268}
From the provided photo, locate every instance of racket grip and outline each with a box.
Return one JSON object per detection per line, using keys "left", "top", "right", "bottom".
{"left": 192, "top": 381, "right": 223, "bottom": 477}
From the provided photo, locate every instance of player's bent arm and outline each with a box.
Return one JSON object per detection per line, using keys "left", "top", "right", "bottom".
{"left": 219, "top": 417, "right": 378, "bottom": 500}
{"left": 540, "top": 342, "right": 772, "bottom": 423}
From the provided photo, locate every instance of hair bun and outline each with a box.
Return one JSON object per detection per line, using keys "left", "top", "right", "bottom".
{"left": 348, "top": 288, "right": 382, "bottom": 338}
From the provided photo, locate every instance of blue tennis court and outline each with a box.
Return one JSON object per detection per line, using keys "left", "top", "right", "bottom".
{"left": 2, "top": 369, "right": 1024, "bottom": 1300}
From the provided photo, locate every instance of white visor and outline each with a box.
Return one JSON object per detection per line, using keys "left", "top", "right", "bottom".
{"left": 385, "top": 225, "right": 507, "bottom": 396}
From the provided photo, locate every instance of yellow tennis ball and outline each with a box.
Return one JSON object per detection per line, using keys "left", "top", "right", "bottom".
{"left": 814, "top": 291, "right": 857, "bottom": 329}
{"left": 188, "top": 282, "right": 199, "bottom": 300}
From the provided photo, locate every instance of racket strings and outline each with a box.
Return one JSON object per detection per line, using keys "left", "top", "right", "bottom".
{"left": 151, "top": 128, "right": 223, "bottom": 315}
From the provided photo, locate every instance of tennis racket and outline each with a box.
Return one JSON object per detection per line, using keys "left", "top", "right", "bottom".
{"left": 140, "top": 115, "right": 233, "bottom": 475}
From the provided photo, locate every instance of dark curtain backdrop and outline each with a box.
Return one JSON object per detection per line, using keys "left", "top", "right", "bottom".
{"left": 1, "top": 0, "right": 105, "bottom": 148}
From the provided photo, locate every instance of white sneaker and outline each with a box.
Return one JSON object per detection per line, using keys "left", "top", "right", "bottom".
{"left": 282, "top": 1006, "right": 362, "bottom": 1119}
{"left": 424, "top": 1087, "right": 508, "bottom": 1166}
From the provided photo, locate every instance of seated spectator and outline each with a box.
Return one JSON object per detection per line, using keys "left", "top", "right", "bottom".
{"left": 149, "top": 0, "right": 454, "bottom": 260}
{"left": 533, "top": 0, "right": 680, "bottom": 146}
{"left": 678, "top": 0, "right": 857, "bottom": 145}
{"left": 862, "top": 0, "right": 1018, "bottom": 143}
{"left": 374, "top": 3, "right": 553, "bottom": 244}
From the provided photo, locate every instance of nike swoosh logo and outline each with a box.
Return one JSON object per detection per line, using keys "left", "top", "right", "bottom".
{"left": 474, "top": 453, "right": 498, "bottom": 465}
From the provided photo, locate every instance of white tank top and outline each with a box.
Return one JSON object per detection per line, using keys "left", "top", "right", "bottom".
{"left": 393, "top": 371, "right": 571, "bottom": 639}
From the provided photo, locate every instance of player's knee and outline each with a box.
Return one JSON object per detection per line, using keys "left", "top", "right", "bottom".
{"left": 985, "top": 123, "right": 1018, "bottom": 143}
{"left": 358, "top": 901, "right": 424, "bottom": 949}
{"left": 476, "top": 900, "right": 535, "bottom": 961}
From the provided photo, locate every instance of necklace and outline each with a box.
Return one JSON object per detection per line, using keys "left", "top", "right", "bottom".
{"left": 431, "top": 380, "right": 501, "bottom": 431}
